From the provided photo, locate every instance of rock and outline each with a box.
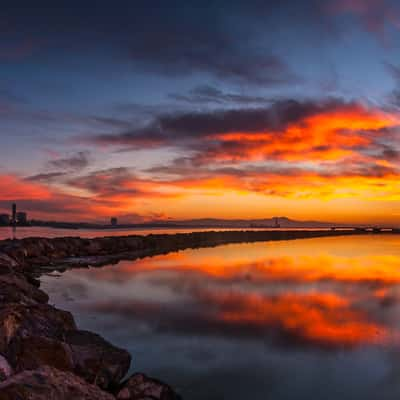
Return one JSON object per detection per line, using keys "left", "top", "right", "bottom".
{"left": 117, "top": 373, "right": 181, "bottom": 400}
{"left": 0, "top": 365, "right": 115, "bottom": 400}
{"left": 0, "top": 253, "right": 18, "bottom": 270}
{"left": 64, "top": 329, "right": 131, "bottom": 390}
{"left": 0, "top": 354, "right": 13, "bottom": 382}
{"left": 0, "top": 273, "right": 48, "bottom": 304}
{"left": 29, "top": 255, "right": 51, "bottom": 266}
{"left": 0, "top": 304, "right": 76, "bottom": 354}
{"left": 0, "top": 282, "right": 38, "bottom": 306}
{"left": 1, "top": 244, "right": 27, "bottom": 266}
{"left": 7, "top": 335, "right": 74, "bottom": 373}
{"left": 84, "top": 240, "right": 103, "bottom": 256}
{"left": 20, "top": 238, "right": 55, "bottom": 258}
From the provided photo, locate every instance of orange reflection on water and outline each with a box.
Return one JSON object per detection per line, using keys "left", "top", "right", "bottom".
{"left": 75, "top": 237, "right": 400, "bottom": 348}
{"left": 108, "top": 250, "right": 400, "bottom": 287}
{"left": 201, "top": 290, "right": 387, "bottom": 347}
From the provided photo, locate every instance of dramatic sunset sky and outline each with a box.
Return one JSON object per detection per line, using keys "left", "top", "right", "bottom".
{"left": 2, "top": 0, "right": 400, "bottom": 223}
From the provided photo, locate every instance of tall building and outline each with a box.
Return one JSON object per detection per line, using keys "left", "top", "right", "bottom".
{"left": 111, "top": 217, "right": 118, "bottom": 226}
{"left": 12, "top": 203, "right": 16, "bottom": 225}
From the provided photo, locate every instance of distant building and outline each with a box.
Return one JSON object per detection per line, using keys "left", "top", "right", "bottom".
{"left": 0, "top": 214, "right": 9, "bottom": 226}
{"left": 111, "top": 217, "right": 118, "bottom": 226}
{"left": 17, "top": 212, "right": 27, "bottom": 225}
{"left": 12, "top": 203, "right": 16, "bottom": 225}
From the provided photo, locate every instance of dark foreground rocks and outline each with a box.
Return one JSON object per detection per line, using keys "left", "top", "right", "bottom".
{"left": 0, "top": 355, "right": 12, "bottom": 383}
{"left": 64, "top": 329, "right": 132, "bottom": 390}
{"left": 0, "top": 243, "right": 182, "bottom": 399}
{"left": 117, "top": 373, "right": 181, "bottom": 400}
{"left": 0, "top": 366, "right": 115, "bottom": 400}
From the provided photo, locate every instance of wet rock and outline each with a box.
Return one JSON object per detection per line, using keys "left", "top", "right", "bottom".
{"left": 0, "top": 365, "right": 115, "bottom": 400}
{"left": 1, "top": 244, "right": 27, "bottom": 266}
{"left": 7, "top": 335, "right": 74, "bottom": 373}
{"left": 0, "top": 354, "right": 13, "bottom": 382}
{"left": 29, "top": 255, "right": 51, "bottom": 266}
{"left": 0, "top": 282, "right": 39, "bottom": 306}
{"left": 64, "top": 329, "right": 131, "bottom": 390}
{"left": 0, "top": 273, "right": 48, "bottom": 304}
{"left": 20, "top": 238, "right": 55, "bottom": 259}
{"left": 0, "top": 253, "right": 18, "bottom": 270}
{"left": 25, "top": 273, "right": 41, "bottom": 288}
{"left": 117, "top": 373, "right": 181, "bottom": 400}
{"left": 83, "top": 240, "right": 103, "bottom": 256}
{"left": 0, "top": 304, "right": 76, "bottom": 354}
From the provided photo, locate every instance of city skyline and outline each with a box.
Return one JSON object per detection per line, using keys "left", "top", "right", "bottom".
{"left": 2, "top": 1, "right": 400, "bottom": 224}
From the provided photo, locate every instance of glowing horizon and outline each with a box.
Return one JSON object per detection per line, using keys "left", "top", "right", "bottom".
{"left": 2, "top": 102, "right": 400, "bottom": 225}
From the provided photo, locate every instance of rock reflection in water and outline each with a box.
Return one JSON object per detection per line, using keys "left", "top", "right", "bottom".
{"left": 41, "top": 235, "right": 400, "bottom": 400}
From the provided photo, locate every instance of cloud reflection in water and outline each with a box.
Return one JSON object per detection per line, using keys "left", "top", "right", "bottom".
{"left": 41, "top": 235, "right": 400, "bottom": 399}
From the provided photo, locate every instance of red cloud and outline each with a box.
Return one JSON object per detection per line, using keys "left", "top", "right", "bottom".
{"left": 0, "top": 174, "right": 51, "bottom": 200}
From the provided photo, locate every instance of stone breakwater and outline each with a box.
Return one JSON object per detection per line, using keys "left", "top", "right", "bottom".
{"left": 0, "top": 229, "right": 372, "bottom": 399}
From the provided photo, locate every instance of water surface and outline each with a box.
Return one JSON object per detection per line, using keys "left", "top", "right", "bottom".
{"left": 0, "top": 226, "right": 333, "bottom": 240}
{"left": 41, "top": 235, "right": 400, "bottom": 399}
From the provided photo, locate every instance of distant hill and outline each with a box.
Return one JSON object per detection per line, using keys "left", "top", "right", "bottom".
{"left": 148, "top": 217, "right": 343, "bottom": 228}
{"left": 29, "top": 216, "right": 351, "bottom": 230}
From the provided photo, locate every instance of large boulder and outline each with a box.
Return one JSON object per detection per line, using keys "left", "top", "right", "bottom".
{"left": 0, "top": 355, "right": 13, "bottom": 382}
{"left": 7, "top": 335, "right": 74, "bottom": 373}
{"left": 0, "top": 244, "right": 28, "bottom": 266}
{"left": 0, "top": 273, "right": 48, "bottom": 305}
{"left": 117, "top": 373, "right": 181, "bottom": 400}
{"left": 0, "top": 253, "right": 19, "bottom": 270}
{"left": 0, "top": 366, "right": 115, "bottom": 400}
{"left": 0, "top": 282, "right": 39, "bottom": 306}
{"left": 0, "top": 304, "right": 76, "bottom": 354}
{"left": 64, "top": 329, "right": 131, "bottom": 390}
{"left": 83, "top": 239, "right": 104, "bottom": 256}
{"left": 20, "top": 238, "right": 56, "bottom": 259}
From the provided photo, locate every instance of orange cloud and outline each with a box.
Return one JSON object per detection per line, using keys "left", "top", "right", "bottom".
{"left": 4, "top": 101, "right": 400, "bottom": 223}
{"left": 0, "top": 174, "right": 51, "bottom": 200}
{"left": 204, "top": 104, "right": 398, "bottom": 163}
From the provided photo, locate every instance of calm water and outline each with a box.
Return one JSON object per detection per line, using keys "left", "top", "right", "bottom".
{"left": 0, "top": 226, "right": 334, "bottom": 241}
{"left": 0, "top": 226, "right": 234, "bottom": 240}
{"left": 41, "top": 235, "right": 400, "bottom": 399}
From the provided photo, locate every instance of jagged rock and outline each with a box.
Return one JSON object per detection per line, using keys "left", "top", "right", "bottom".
{"left": 0, "top": 365, "right": 115, "bottom": 400}
{"left": 117, "top": 373, "right": 181, "bottom": 400}
{"left": 0, "top": 282, "right": 39, "bottom": 306}
{"left": 0, "top": 253, "right": 18, "bottom": 270}
{"left": 0, "top": 244, "right": 27, "bottom": 266}
{"left": 0, "top": 273, "right": 48, "bottom": 304}
{"left": 0, "top": 354, "right": 13, "bottom": 382}
{"left": 0, "top": 304, "right": 76, "bottom": 354}
{"left": 83, "top": 240, "right": 103, "bottom": 256}
{"left": 7, "top": 335, "right": 74, "bottom": 373}
{"left": 20, "top": 238, "right": 55, "bottom": 258}
{"left": 64, "top": 329, "right": 131, "bottom": 390}
{"left": 29, "top": 255, "right": 51, "bottom": 266}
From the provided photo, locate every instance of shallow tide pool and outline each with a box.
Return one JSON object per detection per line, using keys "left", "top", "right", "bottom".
{"left": 41, "top": 235, "right": 400, "bottom": 400}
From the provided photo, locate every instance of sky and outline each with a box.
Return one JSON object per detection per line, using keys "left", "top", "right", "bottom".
{"left": 2, "top": 0, "right": 400, "bottom": 224}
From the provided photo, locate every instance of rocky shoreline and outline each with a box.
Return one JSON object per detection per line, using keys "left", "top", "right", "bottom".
{"left": 0, "top": 229, "right": 382, "bottom": 398}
